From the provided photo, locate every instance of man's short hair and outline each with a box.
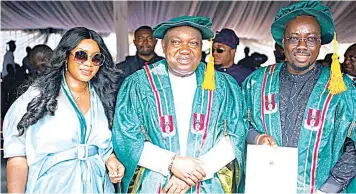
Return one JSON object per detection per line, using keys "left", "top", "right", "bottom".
{"left": 134, "top": 26, "right": 153, "bottom": 37}
{"left": 26, "top": 46, "right": 32, "bottom": 53}
{"left": 346, "top": 43, "right": 356, "bottom": 52}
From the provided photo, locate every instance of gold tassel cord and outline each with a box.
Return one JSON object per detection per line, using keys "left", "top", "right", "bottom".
{"left": 328, "top": 32, "right": 346, "bottom": 94}
{"left": 202, "top": 38, "right": 216, "bottom": 90}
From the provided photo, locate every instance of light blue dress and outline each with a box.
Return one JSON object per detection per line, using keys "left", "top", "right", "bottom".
{"left": 3, "top": 78, "right": 115, "bottom": 193}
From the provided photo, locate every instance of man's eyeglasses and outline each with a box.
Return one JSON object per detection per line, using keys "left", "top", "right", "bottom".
{"left": 70, "top": 50, "right": 105, "bottom": 66}
{"left": 286, "top": 36, "right": 321, "bottom": 47}
{"left": 212, "top": 47, "right": 225, "bottom": 54}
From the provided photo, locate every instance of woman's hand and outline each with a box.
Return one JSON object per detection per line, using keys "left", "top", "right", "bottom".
{"left": 106, "top": 154, "right": 125, "bottom": 183}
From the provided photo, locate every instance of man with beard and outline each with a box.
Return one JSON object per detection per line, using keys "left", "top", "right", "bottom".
{"left": 343, "top": 43, "right": 356, "bottom": 85}
{"left": 117, "top": 26, "right": 164, "bottom": 80}
{"left": 243, "top": 1, "right": 356, "bottom": 193}
{"left": 112, "top": 16, "right": 247, "bottom": 193}
{"left": 213, "top": 28, "right": 255, "bottom": 86}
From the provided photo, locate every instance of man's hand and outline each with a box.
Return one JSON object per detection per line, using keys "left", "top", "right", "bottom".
{"left": 255, "top": 134, "right": 278, "bottom": 147}
{"left": 163, "top": 175, "right": 191, "bottom": 194}
{"left": 106, "top": 154, "right": 125, "bottom": 183}
{"left": 170, "top": 156, "right": 206, "bottom": 186}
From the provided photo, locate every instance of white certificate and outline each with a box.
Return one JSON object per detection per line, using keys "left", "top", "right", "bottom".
{"left": 245, "top": 145, "right": 298, "bottom": 194}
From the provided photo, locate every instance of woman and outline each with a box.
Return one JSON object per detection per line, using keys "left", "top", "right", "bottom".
{"left": 3, "top": 27, "right": 124, "bottom": 193}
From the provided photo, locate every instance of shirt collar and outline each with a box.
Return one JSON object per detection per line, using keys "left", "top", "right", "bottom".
{"left": 346, "top": 74, "right": 355, "bottom": 80}
{"left": 136, "top": 52, "right": 160, "bottom": 64}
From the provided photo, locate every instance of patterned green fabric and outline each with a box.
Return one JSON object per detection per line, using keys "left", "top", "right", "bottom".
{"left": 271, "top": 1, "right": 334, "bottom": 46}
{"left": 153, "top": 16, "right": 214, "bottom": 40}
{"left": 242, "top": 63, "right": 356, "bottom": 193}
{"left": 112, "top": 59, "right": 247, "bottom": 193}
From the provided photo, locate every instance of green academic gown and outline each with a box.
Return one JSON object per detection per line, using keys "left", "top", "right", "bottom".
{"left": 242, "top": 63, "right": 356, "bottom": 193}
{"left": 112, "top": 59, "right": 247, "bottom": 193}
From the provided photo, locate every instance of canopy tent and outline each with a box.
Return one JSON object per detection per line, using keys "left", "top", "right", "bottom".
{"left": 1, "top": 1, "right": 356, "bottom": 68}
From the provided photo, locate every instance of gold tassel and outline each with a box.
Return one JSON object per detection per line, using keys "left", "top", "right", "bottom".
{"left": 202, "top": 38, "right": 216, "bottom": 90}
{"left": 328, "top": 32, "right": 346, "bottom": 94}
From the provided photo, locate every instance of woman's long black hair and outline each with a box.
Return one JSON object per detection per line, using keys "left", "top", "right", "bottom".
{"left": 17, "top": 27, "right": 123, "bottom": 136}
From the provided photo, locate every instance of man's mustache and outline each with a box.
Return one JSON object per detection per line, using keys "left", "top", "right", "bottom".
{"left": 293, "top": 49, "right": 310, "bottom": 56}
{"left": 139, "top": 45, "right": 152, "bottom": 49}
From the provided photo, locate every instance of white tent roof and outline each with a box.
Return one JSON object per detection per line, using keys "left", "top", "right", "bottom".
{"left": 2, "top": 1, "right": 356, "bottom": 42}
{"left": 1, "top": 1, "right": 356, "bottom": 68}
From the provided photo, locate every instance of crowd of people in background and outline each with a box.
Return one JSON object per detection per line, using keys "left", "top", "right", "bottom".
{"left": 1, "top": 41, "right": 54, "bottom": 118}
{"left": 1, "top": 30, "right": 353, "bottom": 119}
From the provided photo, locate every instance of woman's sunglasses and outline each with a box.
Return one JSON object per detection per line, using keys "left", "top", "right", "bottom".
{"left": 212, "top": 47, "right": 225, "bottom": 54}
{"left": 70, "top": 50, "right": 105, "bottom": 66}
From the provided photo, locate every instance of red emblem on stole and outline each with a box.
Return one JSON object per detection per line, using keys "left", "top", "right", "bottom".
{"left": 264, "top": 93, "right": 277, "bottom": 114}
{"left": 159, "top": 115, "right": 175, "bottom": 137}
{"left": 192, "top": 113, "right": 205, "bottom": 134}
{"left": 304, "top": 108, "right": 321, "bottom": 130}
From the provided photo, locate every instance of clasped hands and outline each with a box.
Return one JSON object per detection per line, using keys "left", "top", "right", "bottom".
{"left": 162, "top": 155, "right": 206, "bottom": 194}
